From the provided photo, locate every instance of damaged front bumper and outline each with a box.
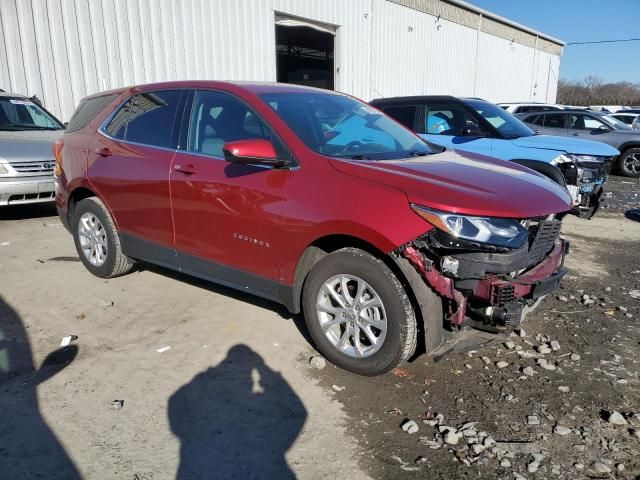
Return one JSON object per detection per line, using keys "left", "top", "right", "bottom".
{"left": 401, "top": 222, "right": 568, "bottom": 333}
{"left": 562, "top": 158, "right": 612, "bottom": 219}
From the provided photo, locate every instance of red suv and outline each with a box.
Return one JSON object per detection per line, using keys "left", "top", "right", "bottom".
{"left": 55, "top": 82, "right": 572, "bottom": 375}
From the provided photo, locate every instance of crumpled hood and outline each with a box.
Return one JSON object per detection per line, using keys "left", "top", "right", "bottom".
{"left": 330, "top": 149, "right": 572, "bottom": 219}
{"left": 510, "top": 135, "right": 619, "bottom": 156}
{"left": 0, "top": 130, "right": 63, "bottom": 163}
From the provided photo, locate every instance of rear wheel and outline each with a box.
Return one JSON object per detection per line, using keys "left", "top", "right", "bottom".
{"left": 617, "top": 148, "right": 640, "bottom": 177}
{"left": 72, "top": 197, "right": 135, "bottom": 278}
{"left": 302, "top": 248, "right": 416, "bottom": 376}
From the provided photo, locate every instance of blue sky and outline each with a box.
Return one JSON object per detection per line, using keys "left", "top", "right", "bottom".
{"left": 469, "top": 0, "right": 640, "bottom": 83}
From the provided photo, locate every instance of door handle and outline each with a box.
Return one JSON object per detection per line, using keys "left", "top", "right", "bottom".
{"left": 174, "top": 163, "right": 197, "bottom": 175}
{"left": 571, "top": 133, "right": 580, "bottom": 136}
{"left": 94, "top": 147, "right": 112, "bottom": 157}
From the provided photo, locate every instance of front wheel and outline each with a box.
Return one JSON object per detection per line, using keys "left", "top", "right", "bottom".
{"left": 616, "top": 148, "right": 640, "bottom": 177}
{"left": 302, "top": 248, "right": 417, "bottom": 376}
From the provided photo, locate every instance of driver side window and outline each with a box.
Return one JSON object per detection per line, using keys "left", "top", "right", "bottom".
{"left": 187, "top": 90, "right": 274, "bottom": 158}
{"left": 423, "top": 104, "right": 482, "bottom": 135}
{"left": 569, "top": 114, "right": 606, "bottom": 130}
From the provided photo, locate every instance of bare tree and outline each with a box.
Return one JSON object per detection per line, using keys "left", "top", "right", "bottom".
{"left": 557, "top": 78, "right": 640, "bottom": 106}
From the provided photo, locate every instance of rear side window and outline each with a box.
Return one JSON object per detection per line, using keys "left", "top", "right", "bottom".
{"left": 125, "top": 91, "right": 182, "bottom": 148}
{"left": 104, "top": 90, "right": 182, "bottom": 149}
{"left": 528, "top": 114, "right": 545, "bottom": 126}
{"left": 67, "top": 94, "right": 118, "bottom": 132}
{"left": 382, "top": 105, "right": 416, "bottom": 129}
{"left": 544, "top": 114, "right": 565, "bottom": 128}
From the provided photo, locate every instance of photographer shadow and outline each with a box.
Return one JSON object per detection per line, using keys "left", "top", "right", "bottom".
{"left": 169, "top": 344, "right": 307, "bottom": 480}
{"left": 0, "top": 296, "right": 80, "bottom": 479}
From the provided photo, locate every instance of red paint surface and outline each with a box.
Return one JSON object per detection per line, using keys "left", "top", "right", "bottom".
{"left": 57, "top": 81, "right": 572, "bottom": 287}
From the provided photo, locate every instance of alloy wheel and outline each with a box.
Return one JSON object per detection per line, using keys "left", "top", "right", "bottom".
{"left": 624, "top": 152, "right": 640, "bottom": 175}
{"left": 78, "top": 212, "right": 108, "bottom": 266}
{"left": 316, "top": 274, "right": 388, "bottom": 358}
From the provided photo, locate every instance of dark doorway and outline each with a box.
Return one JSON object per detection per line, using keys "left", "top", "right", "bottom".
{"left": 276, "top": 23, "right": 335, "bottom": 90}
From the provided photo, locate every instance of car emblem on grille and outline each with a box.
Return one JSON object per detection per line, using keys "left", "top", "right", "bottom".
{"left": 42, "top": 162, "right": 54, "bottom": 169}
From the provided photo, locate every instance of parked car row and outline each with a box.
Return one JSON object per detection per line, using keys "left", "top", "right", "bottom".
{"left": 516, "top": 109, "right": 640, "bottom": 177}
{"left": 371, "top": 95, "right": 618, "bottom": 216}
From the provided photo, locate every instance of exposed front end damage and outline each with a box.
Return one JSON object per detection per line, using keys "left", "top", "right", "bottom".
{"left": 401, "top": 218, "right": 568, "bottom": 334}
{"left": 558, "top": 156, "right": 613, "bottom": 219}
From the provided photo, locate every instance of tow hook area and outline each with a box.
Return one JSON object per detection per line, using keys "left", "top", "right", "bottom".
{"left": 402, "top": 246, "right": 467, "bottom": 325}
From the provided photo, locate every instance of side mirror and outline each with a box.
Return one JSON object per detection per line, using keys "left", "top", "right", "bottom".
{"left": 595, "top": 125, "right": 611, "bottom": 132}
{"left": 223, "top": 139, "right": 286, "bottom": 167}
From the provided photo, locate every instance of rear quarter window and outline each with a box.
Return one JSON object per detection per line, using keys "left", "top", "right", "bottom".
{"left": 66, "top": 94, "right": 119, "bottom": 132}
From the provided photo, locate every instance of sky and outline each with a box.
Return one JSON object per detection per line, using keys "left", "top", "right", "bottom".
{"left": 468, "top": 0, "right": 640, "bottom": 84}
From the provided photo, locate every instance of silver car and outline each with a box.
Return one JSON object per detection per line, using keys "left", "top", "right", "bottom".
{"left": 0, "top": 92, "right": 64, "bottom": 206}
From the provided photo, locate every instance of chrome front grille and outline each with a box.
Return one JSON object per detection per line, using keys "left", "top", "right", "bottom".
{"left": 11, "top": 160, "right": 55, "bottom": 174}
{"left": 526, "top": 220, "right": 562, "bottom": 267}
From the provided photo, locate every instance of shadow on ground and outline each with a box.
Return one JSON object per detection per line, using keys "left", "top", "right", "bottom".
{"left": 0, "top": 202, "right": 57, "bottom": 220}
{"left": 169, "top": 344, "right": 307, "bottom": 480}
{"left": 0, "top": 295, "right": 80, "bottom": 479}
{"left": 141, "top": 263, "right": 315, "bottom": 347}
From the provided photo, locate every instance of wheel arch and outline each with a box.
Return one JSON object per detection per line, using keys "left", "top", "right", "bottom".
{"left": 64, "top": 186, "right": 98, "bottom": 225}
{"left": 291, "top": 234, "right": 443, "bottom": 358}
{"left": 510, "top": 159, "right": 567, "bottom": 187}
{"left": 618, "top": 142, "right": 640, "bottom": 154}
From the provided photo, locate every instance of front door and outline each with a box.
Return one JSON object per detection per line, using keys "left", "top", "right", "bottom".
{"left": 418, "top": 103, "right": 493, "bottom": 157}
{"left": 170, "top": 90, "right": 291, "bottom": 297}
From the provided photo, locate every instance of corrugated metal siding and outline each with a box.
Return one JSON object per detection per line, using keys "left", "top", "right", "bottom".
{"left": 0, "top": 0, "right": 561, "bottom": 121}
{"left": 370, "top": 0, "right": 478, "bottom": 98}
{"left": 475, "top": 31, "right": 537, "bottom": 102}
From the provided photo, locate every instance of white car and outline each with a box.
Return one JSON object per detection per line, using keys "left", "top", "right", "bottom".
{"left": 610, "top": 112, "right": 640, "bottom": 130}
{"left": 498, "top": 103, "right": 566, "bottom": 114}
{"left": 589, "top": 105, "right": 628, "bottom": 113}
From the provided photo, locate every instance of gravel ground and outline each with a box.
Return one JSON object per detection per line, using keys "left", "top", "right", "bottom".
{"left": 0, "top": 175, "right": 638, "bottom": 479}
{"left": 310, "top": 175, "right": 640, "bottom": 479}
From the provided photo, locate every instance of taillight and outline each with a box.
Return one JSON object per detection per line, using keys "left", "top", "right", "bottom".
{"left": 53, "top": 139, "right": 64, "bottom": 176}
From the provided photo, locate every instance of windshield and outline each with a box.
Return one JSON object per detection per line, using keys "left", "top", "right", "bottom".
{"left": 601, "top": 114, "right": 633, "bottom": 130}
{"left": 465, "top": 99, "right": 535, "bottom": 139}
{"left": 259, "top": 92, "right": 433, "bottom": 160}
{"left": 0, "top": 97, "right": 63, "bottom": 131}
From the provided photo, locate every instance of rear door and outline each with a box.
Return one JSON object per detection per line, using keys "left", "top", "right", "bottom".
{"left": 170, "top": 89, "right": 291, "bottom": 291}
{"left": 533, "top": 113, "right": 568, "bottom": 136}
{"left": 416, "top": 103, "right": 493, "bottom": 156}
{"left": 87, "top": 89, "right": 185, "bottom": 264}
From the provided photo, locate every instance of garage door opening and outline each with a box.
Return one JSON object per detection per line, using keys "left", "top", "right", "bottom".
{"left": 275, "top": 16, "right": 335, "bottom": 90}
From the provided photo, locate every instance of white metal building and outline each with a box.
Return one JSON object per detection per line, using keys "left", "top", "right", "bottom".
{"left": 0, "top": 0, "right": 564, "bottom": 121}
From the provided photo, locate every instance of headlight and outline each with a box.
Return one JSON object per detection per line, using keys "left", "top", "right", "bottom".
{"left": 411, "top": 205, "right": 529, "bottom": 249}
{"left": 552, "top": 153, "right": 605, "bottom": 166}
{"left": 0, "top": 164, "right": 8, "bottom": 175}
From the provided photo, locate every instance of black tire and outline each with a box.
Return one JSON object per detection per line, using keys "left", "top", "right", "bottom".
{"left": 302, "top": 248, "right": 417, "bottom": 376}
{"left": 616, "top": 148, "right": 640, "bottom": 177}
{"left": 72, "top": 197, "right": 135, "bottom": 278}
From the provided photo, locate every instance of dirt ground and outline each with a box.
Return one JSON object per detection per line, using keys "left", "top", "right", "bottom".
{"left": 1, "top": 175, "right": 639, "bottom": 479}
